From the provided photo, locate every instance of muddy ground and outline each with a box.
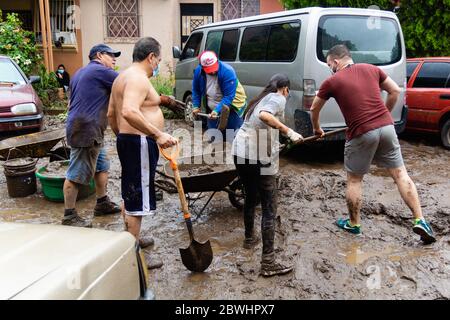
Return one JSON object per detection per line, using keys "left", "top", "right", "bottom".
{"left": 0, "top": 117, "right": 449, "bottom": 300}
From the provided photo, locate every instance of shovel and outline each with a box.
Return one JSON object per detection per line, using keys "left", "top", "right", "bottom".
{"left": 280, "top": 127, "right": 348, "bottom": 151}
{"left": 159, "top": 143, "right": 213, "bottom": 272}
{"left": 174, "top": 99, "right": 230, "bottom": 131}
{"left": 195, "top": 105, "right": 230, "bottom": 131}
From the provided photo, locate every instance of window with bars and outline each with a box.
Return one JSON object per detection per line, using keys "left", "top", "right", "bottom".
{"left": 105, "top": 0, "right": 140, "bottom": 39}
{"left": 33, "top": 0, "right": 78, "bottom": 46}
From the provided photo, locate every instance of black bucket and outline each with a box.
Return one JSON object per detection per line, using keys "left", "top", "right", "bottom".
{"left": 3, "top": 157, "right": 38, "bottom": 198}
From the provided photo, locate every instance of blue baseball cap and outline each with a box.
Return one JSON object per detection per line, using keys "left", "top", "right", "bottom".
{"left": 89, "top": 44, "right": 121, "bottom": 60}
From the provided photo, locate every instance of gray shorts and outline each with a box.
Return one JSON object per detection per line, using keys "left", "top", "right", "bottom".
{"left": 344, "top": 125, "right": 404, "bottom": 175}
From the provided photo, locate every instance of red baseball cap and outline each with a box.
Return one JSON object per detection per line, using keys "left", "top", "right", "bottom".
{"left": 199, "top": 51, "right": 219, "bottom": 74}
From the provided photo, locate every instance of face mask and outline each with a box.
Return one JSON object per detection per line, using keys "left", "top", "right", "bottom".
{"left": 284, "top": 88, "right": 291, "bottom": 101}
{"left": 150, "top": 55, "right": 160, "bottom": 77}
{"left": 330, "top": 65, "right": 338, "bottom": 75}
{"left": 58, "top": 70, "right": 64, "bottom": 74}
{"left": 152, "top": 64, "right": 160, "bottom": 77}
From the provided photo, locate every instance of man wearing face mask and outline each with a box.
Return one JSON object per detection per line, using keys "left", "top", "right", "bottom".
{"left": 107, "top": 37, "right": 178, "bottom": 267}
{"left": 192, "top": 51, "right": 247, "bottom": 140}
{"left": 310, "top": 44, "right": 436, "bottom": 244}
{"left": 62, "top": 44, "right": 122, "bottom": 227}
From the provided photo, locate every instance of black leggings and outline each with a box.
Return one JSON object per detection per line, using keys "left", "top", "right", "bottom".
{"left": 233, "top": 156, "right": 277, "bottom": 262}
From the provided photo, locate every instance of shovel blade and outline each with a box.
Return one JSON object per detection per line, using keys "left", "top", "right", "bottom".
{"left": 217, "top": 105, "right": 230, "bottom": 131}
{"left": 179, "top": 239, "right": 213, "bottom": 272}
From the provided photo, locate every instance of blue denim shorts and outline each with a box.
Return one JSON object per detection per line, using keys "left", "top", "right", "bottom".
{"left": 66, "top": 146, "right": 110, "bottom": 185}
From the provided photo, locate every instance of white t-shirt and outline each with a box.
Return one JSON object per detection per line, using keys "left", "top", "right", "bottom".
{"left": 231, "top": 93, "right": 286, "bottom": 167}
{"left": 206, "top": 74, "right": 223, "bottom": 111}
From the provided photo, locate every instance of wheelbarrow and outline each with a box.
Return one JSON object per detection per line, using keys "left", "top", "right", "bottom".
{"left": 155, "top": 152, "right": 244, "bottom": 218}
{"left": 0, "top": 128, "right": 68, "bottom": 160}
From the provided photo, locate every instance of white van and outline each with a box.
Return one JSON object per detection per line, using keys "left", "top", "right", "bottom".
{"left": 173, "top": 7, "right": 407, "bottom": 139}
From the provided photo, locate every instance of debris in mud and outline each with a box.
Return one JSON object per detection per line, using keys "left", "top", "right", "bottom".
{"left": 185, "top": 166, "right": 215, "bottom": 176}
{"left": 40, "top": 160, "right": 67, "bottom": 178}
{"left": 176, "top": 163, "right": 234, "bottom": 178}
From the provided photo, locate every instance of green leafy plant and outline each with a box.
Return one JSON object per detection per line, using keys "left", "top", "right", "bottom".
{"left": 280, "top": 0, "right": 450, "bottom": 57}
{"left": 151, "top": 74, "right": 183, "bottom": 119}
{"left": 0, "top": 11, "right": 41, "bottom": 75}
{"left": 32, "top": 64, "right": 68, "bottom": 110}
{"left": 151, "top": 74, "right": 175, "bottom": 96}
{"left": 56, "top": 111, "right": 68, "bottom": 122}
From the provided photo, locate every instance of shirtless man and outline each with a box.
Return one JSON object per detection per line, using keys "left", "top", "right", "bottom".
{"left": 108, "top": 37, "right": 180, "bottom": 253}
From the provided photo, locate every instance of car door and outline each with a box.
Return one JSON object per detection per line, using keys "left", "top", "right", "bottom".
{"left": 407, "top": 61, "right": 450, "bottom": 132}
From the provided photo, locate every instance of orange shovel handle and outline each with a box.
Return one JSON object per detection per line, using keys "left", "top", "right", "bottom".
{"left": 159, "top": 144, "right": 191, "bottom": 220}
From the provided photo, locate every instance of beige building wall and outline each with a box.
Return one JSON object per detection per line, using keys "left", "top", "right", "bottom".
{"left": 80, "top": 0, "right": 220, "bottom": 75}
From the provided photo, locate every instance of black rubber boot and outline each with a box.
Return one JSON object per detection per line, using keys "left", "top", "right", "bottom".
{"left": 243, "top": 233, "right": 260, "bottom": 249}
{"left": 259, "top": 176, "right": 277, "bottom": 258}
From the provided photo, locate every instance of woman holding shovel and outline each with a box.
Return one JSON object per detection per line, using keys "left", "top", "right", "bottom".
{"left": 231, "top": 74, "right": 303, "bottom": 277}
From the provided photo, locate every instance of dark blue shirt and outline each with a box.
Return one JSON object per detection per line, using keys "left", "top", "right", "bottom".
{"left": 66, "top": 61, "right": 118, "bottom": 147}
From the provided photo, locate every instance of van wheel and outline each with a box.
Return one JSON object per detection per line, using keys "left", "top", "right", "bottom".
{"left": 441, "top": 119, "right": 450, "bottom": 150}
{"left": 184, "top": 95, "right": 195, "bottom": 127}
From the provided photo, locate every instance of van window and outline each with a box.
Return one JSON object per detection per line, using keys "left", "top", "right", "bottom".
{"left": 267, "top": 22, "right": 301, "bottom": 61}
{"left": 181, "top": 32, "right": 203, "bottom": 60}
{"left": 220, "top": 29, "right": 240, "bottom": 61}
{"left": 240, "top": 22, "right": 300, "bottom": 62}
{"left": 205, "top": 31, "right": 222, "bottom": 56}
{"left": 407, "top": 62, "right": 419, "bottom": 83}
{"left": 240, "top": 25, "right": 270, "bottom": 61}
{"left": 206, "top": 29, "right": 240, "bottom": 61}
{"left": 412, "top": 62, "right": 450, "bottom": 88}
{"left": 317, "top": 16, "right": 401, "bottom": 65}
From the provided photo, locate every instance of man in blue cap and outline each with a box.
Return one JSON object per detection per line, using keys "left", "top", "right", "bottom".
{"left": 62, "top": 44, "right": 122, "bottom": 227}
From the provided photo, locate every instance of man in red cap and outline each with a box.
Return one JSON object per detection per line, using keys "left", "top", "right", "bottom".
{"left": 192, "top": 51, "right": 247, "bottom": 136}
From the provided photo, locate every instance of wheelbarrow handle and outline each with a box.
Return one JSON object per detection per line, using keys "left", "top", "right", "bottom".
{"left": 155, "top": 169, "right": 173, "bottom": 180}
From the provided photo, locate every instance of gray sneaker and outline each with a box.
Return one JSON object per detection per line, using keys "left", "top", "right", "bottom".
{"left": 62, "top": 213, "right": 92, "bottom": 228}
{"left": 260, "top": 260, "right": 293, "bottom": 277}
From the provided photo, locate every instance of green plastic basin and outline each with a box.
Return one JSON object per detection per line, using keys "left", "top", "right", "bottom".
{"left": 36, "top": 161, "right": 95, "bottom": 202}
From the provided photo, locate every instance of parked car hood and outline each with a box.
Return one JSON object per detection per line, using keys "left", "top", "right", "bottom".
{"left": 0, "top": 222, "right": 136, "bottom": 300}
{"left": 0, "top": 84, "right": 36, "bottom": 107}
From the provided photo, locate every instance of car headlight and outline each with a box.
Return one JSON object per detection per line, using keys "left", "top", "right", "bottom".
{"left": 11, "top": 103, "right": 37, "bottom": 115}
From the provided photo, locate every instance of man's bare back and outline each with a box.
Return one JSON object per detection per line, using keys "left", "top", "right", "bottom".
{"left": 109, "top": 65, "right": 164, "bottom": 136}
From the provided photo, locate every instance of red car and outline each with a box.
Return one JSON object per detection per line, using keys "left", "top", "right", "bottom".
{"left": 0, "top": 55, "right": 43, "bottom": 133}
{"left": 406, "top": 57, "right": 450, "bottom": 149}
